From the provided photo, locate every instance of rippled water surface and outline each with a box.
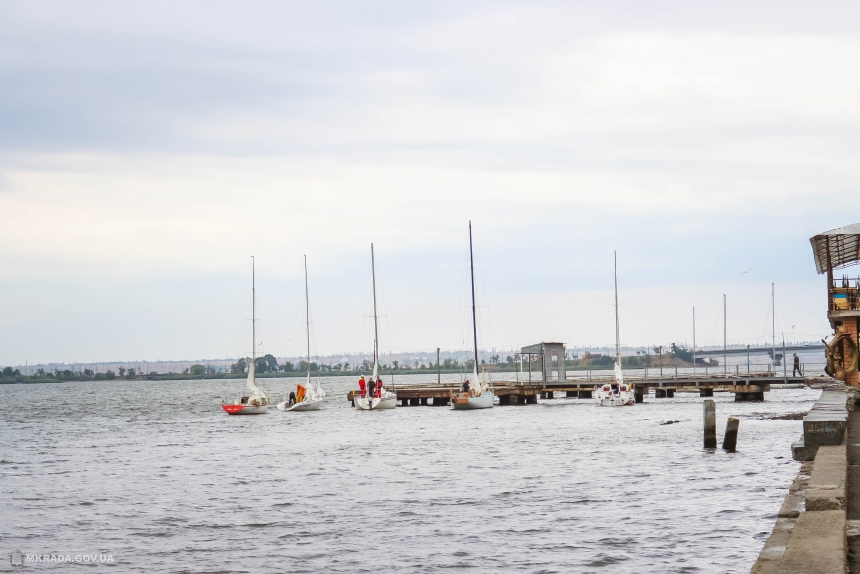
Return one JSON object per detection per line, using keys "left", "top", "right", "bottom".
{"left": 0, "top": 376, "right": 818, "bottom": 573}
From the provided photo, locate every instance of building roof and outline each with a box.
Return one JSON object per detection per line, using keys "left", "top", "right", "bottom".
{"left": 810, "top": 223, "right": 860, "bottom": 275}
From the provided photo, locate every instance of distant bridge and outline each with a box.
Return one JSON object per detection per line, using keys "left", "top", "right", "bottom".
{"left": 691, "top": 343, "right": 824, "bottom": 359}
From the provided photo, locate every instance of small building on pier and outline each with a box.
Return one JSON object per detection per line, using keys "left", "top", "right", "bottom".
{"left": 520, "top": 342, "right": 566, "bottom": 382}
{"left": 810, "top": 223, "right": 860, "bottom": 386}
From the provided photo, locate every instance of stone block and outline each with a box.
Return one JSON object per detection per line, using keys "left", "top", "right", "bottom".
{"left": 805, "top": 443, "right": 846, "bottom": 512}
{"left": 778, "top": 510, "right": 846, "bottom": 574}
{"left": 792, "top": 436, "right": 819, "bottom": 461}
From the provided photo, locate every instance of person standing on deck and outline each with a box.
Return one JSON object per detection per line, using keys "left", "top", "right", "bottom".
{"left": 368, "top": 377, "right": 377, "bottom": 399}
{"left": 358, "top": 376, "right": 367, "bottom": 398}
{"left": 793, "top": 353, "right": 802, "bottom": 377}
{"left": 376, "top": 378, "right": 383, "bottom": 398}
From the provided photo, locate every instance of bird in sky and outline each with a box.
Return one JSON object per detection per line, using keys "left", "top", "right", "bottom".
{"left": 741, "top": 268, "right": 753, "bottom": 276}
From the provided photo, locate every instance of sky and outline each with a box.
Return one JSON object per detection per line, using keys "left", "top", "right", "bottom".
{"left": 1, "top": 1, "right": 859, "bottom": 365}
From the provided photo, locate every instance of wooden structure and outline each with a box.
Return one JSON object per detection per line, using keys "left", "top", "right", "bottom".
{"left": 345, "top": 373, "right": 802, "bottom": 406}
{"left": 810, "top": 223, "right": 860, "bottom": 385}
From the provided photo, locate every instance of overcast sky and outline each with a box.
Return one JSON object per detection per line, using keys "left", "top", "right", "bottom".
{"left": 1, "top": 1, "right": 858, "bottom": 365}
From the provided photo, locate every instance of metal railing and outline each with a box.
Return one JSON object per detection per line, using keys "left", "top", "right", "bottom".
{"left": 562, "top": 363, "right": 824, "bottom": 383}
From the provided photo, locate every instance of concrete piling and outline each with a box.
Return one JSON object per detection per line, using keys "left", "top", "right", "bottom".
{"left": 666, "top": 389, "right": 675, "bottom": 398}
{"left": 655, "top": 389, "right": 667, "bottom": 398}
{"left": 722, "top": 417, "right": 739, "bottom": 451}
{"left": 704, "top": 399, "right": 717, "bottom": 449}
{"left": 699, "top": 388, "right": 713, "bottom": 397}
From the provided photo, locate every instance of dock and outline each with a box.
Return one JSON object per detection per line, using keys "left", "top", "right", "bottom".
{"left": 347, "top": 373, "right": 806, "bottom": 406}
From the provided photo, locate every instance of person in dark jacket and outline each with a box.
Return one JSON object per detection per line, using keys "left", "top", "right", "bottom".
{"left": 368, "top": 378, "right": 377, "bottom": 398}
{"left": 793, "top": 353, "right": 802, "bottom": 377}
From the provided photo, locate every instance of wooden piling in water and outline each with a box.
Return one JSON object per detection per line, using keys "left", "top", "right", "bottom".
{"left": 704, "top": 399, "right": 717, "bottom": 448}
{"left": 722, "top": 417, "right": 739, "bottom": 451}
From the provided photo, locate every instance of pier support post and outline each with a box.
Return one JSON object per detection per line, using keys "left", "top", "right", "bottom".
{"left": 566, "top": 391, "right": 578, "bottom": 398}
{"left": 734, "top": 391, "right": 764, "bottom": 402}
{"left": 634, "top": 388, "right": 645, "bottom": 403}
{"left": 526, "top": 394, "right": 537, "bottom": 405}
{"left": 722, "top": 417, "right": 739, "bottom": 451}
{"left": 655, "top": 389, "right": 667, "bottom": 398}
{"left": 400, "top": 398, "right": 409, "bottom": 407}
{"left": 433, "top": 397, "right": 449, "bottom": 406}
{"left": 666, "top": 389, "right": 675, "bottom": 398}
{"left": 699, "top": 388, "right": 713, "bottom": 397}
{"left": 704, "top": 399, "right": 717, "bottom": 449}
{"left": 409, "top": 398, "right": 420, "bottom": 406}
{"left": 578, "top": 390, "right": 592, "bottom": 399}
{"left": 498, "top": 395, "right": 510, "bottom": 406}
{"left": 420, "top": 397, "right": 429, "bottom": 406}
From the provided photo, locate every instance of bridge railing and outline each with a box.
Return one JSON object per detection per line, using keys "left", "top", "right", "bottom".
{"left": 561, "top": 363, "right": 826, "bottom": 382}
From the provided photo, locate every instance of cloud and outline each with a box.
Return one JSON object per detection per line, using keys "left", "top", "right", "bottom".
{"left": 0, "top": 0, "right": 857, "bottom": 362}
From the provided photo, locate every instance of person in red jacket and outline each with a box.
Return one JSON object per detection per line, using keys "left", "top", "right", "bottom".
{"left": 358, "top": 376, "right": 367, "bottom": 398}
{"left": 375, "top": 378, "right": 383, "bottom": 398}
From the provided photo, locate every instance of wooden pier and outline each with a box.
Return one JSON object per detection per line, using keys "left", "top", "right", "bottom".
{"left": 347, "top": 374, "right": 806, "bottom": 406}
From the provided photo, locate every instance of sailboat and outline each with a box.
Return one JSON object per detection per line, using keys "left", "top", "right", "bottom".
{"left": 450, "top": 221, "right": 494, "bottom": 410}
{"left": 353, "top": 243, "right": 397, "bottom": 410}
{"left": 278, "top": 255, "right": 325, "bottom": 412}
{"left": 223, "top": 256, "right": 270, "bottom": 415}
{"left": 595, "top": 251, "right": 634, "bottom": 407}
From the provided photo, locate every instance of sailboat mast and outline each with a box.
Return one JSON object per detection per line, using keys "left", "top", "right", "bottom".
{"left": 469, "top": 222, "right": 479, "bottom": 372}
{"left": 304, "top": 255, "right": 310, "bottom": 379}
{"left": 371, "top": 243, "right": 379, "bottom": 369}
{"left": 614, "top": 250, "right": 620, "bottom": 363}
{"left": 252, "top": 256, "right": 256, "bottom": 368}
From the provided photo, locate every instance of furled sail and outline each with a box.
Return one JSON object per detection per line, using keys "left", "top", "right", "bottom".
{"left": 614, "top": 361, "right": 624, "bottom": 385}
{"left": 246, "top": 361, "right": 261, "bottom": 395}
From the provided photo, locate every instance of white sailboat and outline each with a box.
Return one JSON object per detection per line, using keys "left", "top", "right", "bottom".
{"left": 596, "top": 251, "right": 634, "bottom": 407}
{"left": 451, "top": 221, "right": 494, "bottom": 410}
{"left": 278, "top": 255, "right": 325, "bottom": 412}
{"left": 353, "top": 243, "right": 397, "bottom": 410}
{"left": 223, "top": 256, "right": 270, "bottom": 415}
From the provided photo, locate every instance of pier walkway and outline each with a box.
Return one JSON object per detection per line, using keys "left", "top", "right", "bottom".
{"left": 347, "top": 374, "right": 805, "bottom": 406}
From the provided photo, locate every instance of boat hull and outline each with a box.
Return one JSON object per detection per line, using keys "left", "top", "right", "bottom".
{"left": 354, "top": 394, "right": 397, "bottom": 410}
{"left": 451, "top": 391, "right": 494, "bottom": 410}
{"left": 287, "top": 399, "right": 322, "bottom": 412}
{"left": 222, "top": 404, "right": 268, "bottom": 415}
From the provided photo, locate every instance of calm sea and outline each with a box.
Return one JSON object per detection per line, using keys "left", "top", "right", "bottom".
{"left": 0, "top": 375, "right": 816, "bottom": 573}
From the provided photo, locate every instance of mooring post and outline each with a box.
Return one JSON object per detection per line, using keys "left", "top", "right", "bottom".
{"left": 704, "top": 399, "right": 717, "bottom": 448}
{"left": 722, "top": 417, "right": 739, "bottom": 451}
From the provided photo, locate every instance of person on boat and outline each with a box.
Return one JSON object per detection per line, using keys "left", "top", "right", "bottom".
{"left": 288, "top": 391, "right": 296, "bottom": 407}
{"left": 358, "top": 376, "right": 367, "bottom": 398}
{"left": 375, "top": 378, "right": 383, "bottom": 398}
{"left": 368, "top": 378, "right": 377, "bottom": 399}
{"left": 462, "top": 379, "right": 470, "bottom": 394}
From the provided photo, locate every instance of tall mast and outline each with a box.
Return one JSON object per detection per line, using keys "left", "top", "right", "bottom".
{"left": 723, "top": 294, "right": 727, "bottom": 375}
{"left": 772, "top": 283, "right": 776, "bottom": 371}
{"left": 304, "top": 255, "right": 310, "bottom": 379}
{"left": 469, "top": 222, "right": 479, "bottom": 373}
{"left": 614, "top": 250, "right": 620, "bottom": 363}
{"left": 371, "top": 243, "right": 379, "bottom": 370}
{"left": 251, "top": 256, "right": 256, "bottom": 368}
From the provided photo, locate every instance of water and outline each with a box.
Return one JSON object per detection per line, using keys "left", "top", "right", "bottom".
{"left": 0, "top": 376, "right": 817, "bottom": 573}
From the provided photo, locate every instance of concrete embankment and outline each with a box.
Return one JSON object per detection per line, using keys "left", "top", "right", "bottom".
{"left": 752, "top": 389, "right": 849, "bottom": 574}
